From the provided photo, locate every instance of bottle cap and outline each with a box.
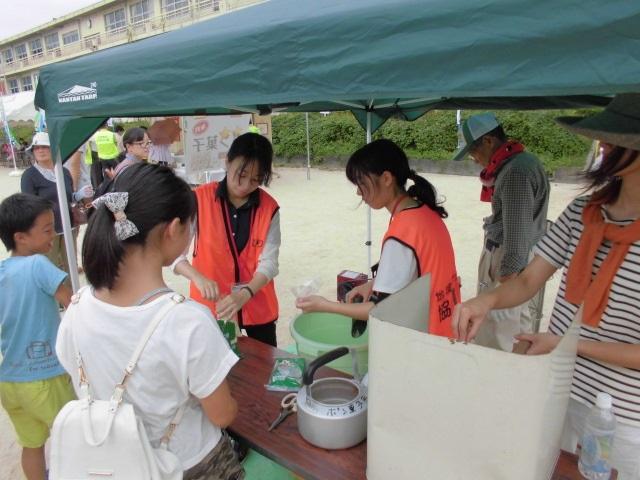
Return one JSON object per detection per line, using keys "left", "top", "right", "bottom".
{"left": 596, "top": 392, "right": 613, "bottom": 409}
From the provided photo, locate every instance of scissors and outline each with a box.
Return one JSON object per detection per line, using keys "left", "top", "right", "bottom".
{"left": 268, "top": 393, "right": 297, "bottom": 432}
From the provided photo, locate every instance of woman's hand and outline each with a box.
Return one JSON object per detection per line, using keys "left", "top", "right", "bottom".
{"left": 76, "top": 185, "right": 94, "bottom": 200}
{"left": 514, "top": 332, "right": 561, "bottom": 355}
{"left": 452, "top": 296, "right": 492, "bottom": 342}
{"left": 216, "top": 289, "right": 251, "bottom": 321}
{"left": 193, "top": 274, "right": 219, "bottom": 301}
{"left": 296, "top": 295, "right": 331, "bottom": 313}
{"left": 345, "top": 281, "right": 373, "bottom": 303}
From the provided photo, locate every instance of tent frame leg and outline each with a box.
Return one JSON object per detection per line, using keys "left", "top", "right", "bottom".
{"left": 54, "top": 154, "right": 80, "bottom": 292}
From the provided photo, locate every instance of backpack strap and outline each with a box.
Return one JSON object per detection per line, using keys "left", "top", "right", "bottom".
{"left": 110, "top": 292, "right": 185, "bottom": 410}
{"left": 71, "top": 291, "right": 187, "bottom": 447}
{"left": 69, "top": 288, "right": 91, "bottom": 402}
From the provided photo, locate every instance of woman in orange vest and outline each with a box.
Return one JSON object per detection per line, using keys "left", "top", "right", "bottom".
{"left": 297, "top": 139, "right": 460, "bottom": 337}
{"left": 173, "top": 133, "right": 281, "bottom": 346}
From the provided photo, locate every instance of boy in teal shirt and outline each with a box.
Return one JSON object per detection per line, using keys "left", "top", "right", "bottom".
{"left": 0, "top": 193, "right": 74, "bottom": 480}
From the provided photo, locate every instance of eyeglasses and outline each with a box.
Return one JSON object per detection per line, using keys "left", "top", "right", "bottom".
{"left": 132, "top": 141, "right": 152, "bottom": 147}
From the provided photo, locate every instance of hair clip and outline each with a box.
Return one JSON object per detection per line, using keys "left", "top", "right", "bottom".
{"left": 92, "top": 192, "right": 139, "bottom": 241}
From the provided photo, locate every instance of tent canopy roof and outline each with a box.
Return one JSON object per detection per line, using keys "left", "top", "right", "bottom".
{"left": 35, "top": 0, "right": 640, "bottom": 160}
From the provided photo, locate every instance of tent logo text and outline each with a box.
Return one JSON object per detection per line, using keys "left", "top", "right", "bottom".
{"left": 57, "top": 83, "right": 98, "bottom": 103}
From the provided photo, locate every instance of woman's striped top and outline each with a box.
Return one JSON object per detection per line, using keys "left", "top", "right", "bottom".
{"left": 534, "top": 196, "right": 640, "bottom": 427}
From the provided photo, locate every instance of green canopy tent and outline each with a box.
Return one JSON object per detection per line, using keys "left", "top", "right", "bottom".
{"left": 34, "top": 0, "right": 640, "bottom": 290}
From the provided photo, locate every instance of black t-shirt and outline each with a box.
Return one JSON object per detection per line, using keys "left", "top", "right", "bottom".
{"left": 215, "top": 178, "right": 260, "bottom": 254}
{"left": 20, "top": 166, "right": 74, "bottom": 233}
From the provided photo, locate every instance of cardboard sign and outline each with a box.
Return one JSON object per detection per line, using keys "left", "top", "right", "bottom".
{"left": 366, "top": 275, "right": 579, "bottom": 480}
{"left": 183, "top": 114, "right": 251, "bottom": 184}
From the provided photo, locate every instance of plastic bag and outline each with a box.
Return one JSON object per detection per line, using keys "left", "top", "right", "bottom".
{"left": 265, "top": 357, "right": 306, "bottom": 392}
{"left": 290, "top": 278, "right": 322, "bottom": 299}
{"left": 217, "top": 320, "right": 240, "bottom": 356}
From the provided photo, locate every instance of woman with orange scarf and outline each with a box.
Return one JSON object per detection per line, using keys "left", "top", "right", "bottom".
{"left": 452, "top": 93, "right": 640, "bottom": 479}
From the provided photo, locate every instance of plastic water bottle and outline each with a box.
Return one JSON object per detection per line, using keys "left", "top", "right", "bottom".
{"left": 578, "top": 392, "right": 616, "bottom": 480}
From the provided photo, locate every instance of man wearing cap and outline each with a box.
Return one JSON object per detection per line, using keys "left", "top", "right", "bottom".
{"left": 453, "top": 113, "right": 549, "bottom": 351}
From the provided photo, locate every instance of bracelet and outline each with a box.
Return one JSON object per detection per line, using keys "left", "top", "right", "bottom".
{"left": 241, "top": 286, "right": 254, "bottom": 298}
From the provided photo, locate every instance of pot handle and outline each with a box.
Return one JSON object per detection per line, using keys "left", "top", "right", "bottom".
{"left": 302, "top": 346, "right": 350, "bottom": 386}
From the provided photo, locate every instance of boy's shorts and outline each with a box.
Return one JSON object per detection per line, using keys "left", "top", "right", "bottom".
{"left": 0, "top": 374, "right": 76, "bottom": 448}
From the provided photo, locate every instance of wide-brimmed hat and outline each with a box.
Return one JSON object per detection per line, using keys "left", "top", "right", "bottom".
{"left": 555, "top": 93, "right": 640, "bottom": 151}
{"left": 452, "top": 112, "right": 501, "bottom": 161}
{"left": 28, "top": 132, "right": 50, "bottom": 150}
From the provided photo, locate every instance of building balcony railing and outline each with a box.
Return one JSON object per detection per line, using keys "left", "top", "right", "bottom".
{"left": 0, "top": 0, "right": 225, "bottom": 76}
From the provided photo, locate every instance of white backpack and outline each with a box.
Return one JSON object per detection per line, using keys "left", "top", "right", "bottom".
{"left": 50, "top": 291, "right": 187, "bottom": 480}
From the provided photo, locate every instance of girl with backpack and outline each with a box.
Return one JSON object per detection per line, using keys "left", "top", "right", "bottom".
{"left": 296, "top": 139, "right": 461, "bottom": 337}
{"left": 55, "top": 163, "right": 244, "bottom": 479}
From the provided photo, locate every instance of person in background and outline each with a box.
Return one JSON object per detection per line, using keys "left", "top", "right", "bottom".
{"left": 148, "top": 118, "right": 181, "bottom": 167}
{"left": 114, "top": 124, "right": 125, "bottom": 153}
{"left": 0, "top": 193, "right": 74, "bottom": 480}
{"left": 112, "top": 127, "right": 151, "bottom": 176}
{"left": 453, "top": 93, "right": 640, "bottom": 479}
{"left": 64, "top": 149, "right": 93, "bottom": 273}
{"left": 172, "top": 133, "right": 281, "bottom": 347}
{"left": 90, "top": 121, "right": 119, "bottom": 188}
{"left": 296, "top": 139, "right": 460, "bottom": 337}
{"left": 20, "top": 133, "right": 93, "bottom": 282}
{"left": 56, "top": 163, "right": 244, "bottom": 479}
{"left": 452, "top": 112, "right": 549, "bottom": 351}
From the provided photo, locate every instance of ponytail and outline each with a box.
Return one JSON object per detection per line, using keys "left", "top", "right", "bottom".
{"left": 347, "top": 139, "right": 448, "bottom": 218}
{"left": 407, "top": 170, "right": 448, "bottom": 218}
{"left": 83, "top": 202, "right": 125, "bottom": 289}
{"left": 82, "top": 163, "right": 196, "bottom": 289}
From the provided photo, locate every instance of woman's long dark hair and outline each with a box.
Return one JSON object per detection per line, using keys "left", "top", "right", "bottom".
{"left": 346, "top": 139, "right": 447, "bottom": 218}
{"left": 83, "top": 163, "right": 196, "bottom": 289}
{"left": 585, "top": 146, "right": 640, "bottom": 205}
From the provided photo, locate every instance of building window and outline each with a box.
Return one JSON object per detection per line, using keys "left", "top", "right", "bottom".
{"left": 2, "top": 49, "right": 13, "bottom": 65}
{"left": 196, "top": 0, "right": 220, "bottom": 11}
{"left": 15, "top": 44, "right": 28, "bottom": 60}
{"left": 33, "top": 73, "right": 39, "bottom": 87}
{"left": 62, "top": 30, "right": 80, "bottom": 45}
{"left": 45, "top": 32, "right": 60, "bottom": 51}
{"left": 130, "top": 0, "right": 152, "bottom": 23}
{"left": 30, "top": 38, "right": 43, "bottom": 57}
{"left": 163, "top": 0, "right": 189, "bottom": 18}
{"left": 9, "top": 79, "right": 19, "bottom": 94}
{"left": 105, "top": 8, "right": 127, "bottom": 32}
{"left": 21, "top": 76, "right": 33, "bottom": 91}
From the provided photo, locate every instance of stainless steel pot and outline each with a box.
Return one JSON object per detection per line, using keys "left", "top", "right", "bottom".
{"left": 296, "top": 347, "right": 367, "bottom": 450}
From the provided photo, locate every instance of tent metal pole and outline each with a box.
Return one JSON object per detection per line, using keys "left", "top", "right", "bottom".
{"left": 0, "top": 93, "right": 21, "bottom": 176}
{"left": 305, "top": 112, "right": 311, "bottom": 180}
{"left": 366, "top": 111, "right": 372, "bottom": 271}
{"left": 54, "top": 154, "right": 80, "bottom": 292}
{"left": 456, "top": 109, "right": 463, "bottom": 149}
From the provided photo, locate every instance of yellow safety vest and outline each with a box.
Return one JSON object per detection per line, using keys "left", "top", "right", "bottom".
{"left": 84, "top": 144, "right": 93, "bottom": 165}
{"left": 93, "top": 129, "right": 119, "bottom": 160}
{"left": 248, "top": 125, "right": 260, "bottom": 134}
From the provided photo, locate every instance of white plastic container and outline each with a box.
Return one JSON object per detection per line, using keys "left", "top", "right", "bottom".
{"left": 579, "top": 392, "right": 616, "bottom": 480}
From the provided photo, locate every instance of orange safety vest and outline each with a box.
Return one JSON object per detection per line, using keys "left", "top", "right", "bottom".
{"left": 192, "top": 182, "right": 279, "bottom": 327}
{"left": 381, "top": 205, "right": 460, "bottom": 337}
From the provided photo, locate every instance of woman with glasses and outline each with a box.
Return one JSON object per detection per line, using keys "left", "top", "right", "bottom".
{"left": 112, "top": 127, "right": 151, "bottom": 176}
{"left": 93, "top": 127, "right": 151, "bottom": 199}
